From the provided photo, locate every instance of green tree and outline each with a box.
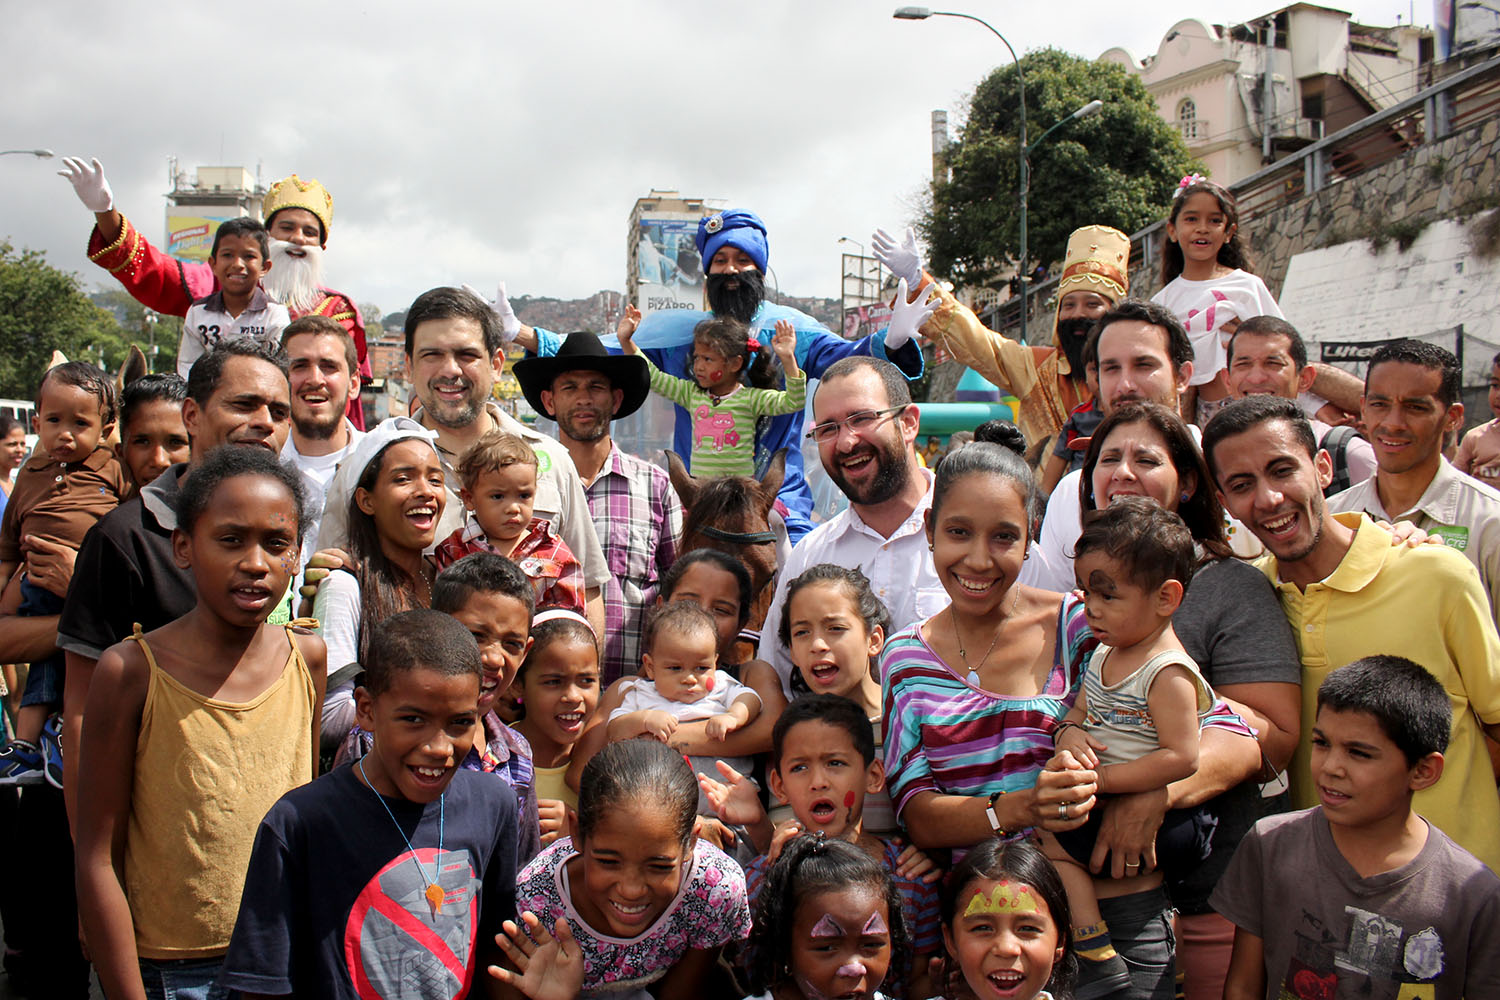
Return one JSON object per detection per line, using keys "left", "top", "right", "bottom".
{"left": 921, "top": 48, "right": 1199, "bottom": 286}
{"left": 91, "top": 288, "right": 182, "bottom": 375}
{"left": 0, "top": 241, "right": 147, "bottom": 398}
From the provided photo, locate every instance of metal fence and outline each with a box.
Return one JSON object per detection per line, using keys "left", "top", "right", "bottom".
{"left": 979, "top": 52, "right": 1500, "bottom": 336}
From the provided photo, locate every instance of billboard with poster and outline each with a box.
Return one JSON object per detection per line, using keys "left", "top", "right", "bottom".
{"left": 634, "top": 213, "right": 704, "bottom": 314}
{"left": 166, "top": 210, "right": 246, "bottom": 263}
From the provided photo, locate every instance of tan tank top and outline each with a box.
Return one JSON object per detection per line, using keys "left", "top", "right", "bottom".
{"left": 124, "top": 623, "right": 317, "bottom": 959}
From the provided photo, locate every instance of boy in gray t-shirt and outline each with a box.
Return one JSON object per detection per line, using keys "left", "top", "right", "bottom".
{"left": 1213, "top": 655, "right": 1500, "bottom": 1000}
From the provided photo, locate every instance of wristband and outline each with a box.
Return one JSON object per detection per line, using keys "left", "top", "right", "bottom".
{"left": 985, "top": 790, "right": 1008, "bottom": 836}
{"left": 1052, "top": 721, "right": 1083, "bottom": 743}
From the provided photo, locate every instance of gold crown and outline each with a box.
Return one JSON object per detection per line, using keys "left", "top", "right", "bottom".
{"left": 1057, "top": 225, "right": 1129, "bottom": 302}
{"left": 262, "top": 175, "right": 334, "bottom": 244}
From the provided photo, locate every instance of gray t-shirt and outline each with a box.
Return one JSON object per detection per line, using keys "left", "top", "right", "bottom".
{"left": 1169, "top": 555, "right": 1301, "bottom": 913}
{"left": 1211, "top": 808, "right": 1500, "bottom": 1000}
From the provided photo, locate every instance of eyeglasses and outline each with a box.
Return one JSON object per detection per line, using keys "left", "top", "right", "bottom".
{"left": 805, "top": 405, "right": 908, "bottom": 443}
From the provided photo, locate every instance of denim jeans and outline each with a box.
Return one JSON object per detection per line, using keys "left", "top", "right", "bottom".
{"left": 1098, "top": 886, "right": 1176, "bottom": 1000}
{"left": 138, "top": 956, "right": 229, "bottom": 1000}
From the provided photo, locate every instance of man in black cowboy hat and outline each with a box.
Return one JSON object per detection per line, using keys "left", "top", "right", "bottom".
{"left": 513, "top": 332, "right": 683, "bottom": 685}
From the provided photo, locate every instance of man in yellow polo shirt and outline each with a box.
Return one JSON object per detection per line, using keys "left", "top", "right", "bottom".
{"left": 1203, "top": 395, "right": 1500, "bottom": 871}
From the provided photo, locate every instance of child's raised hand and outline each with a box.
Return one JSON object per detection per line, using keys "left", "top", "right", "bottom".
{"left": 890, "top": 837, "right": 943, "bottom": 884}
{"left": 642, "top": 710, "right": 678, "bottom": 742}
{"left": 767, "top": 820, "right": 804, "bottom": 865}
{"left": 698, "top": 759, "right": 766, "bottom": 828}
{"left": 536, "top": 798, "right": 567, "bottom": 846}
{"left": 489, "top": 912, "right": 583, "bottom": 1000}
{"left": 771, "top": 319, "right": 798, "bottom": 365}
{"left": 616, "top": 304, "right": 641, "bottom": 340}
{"left": 704, "top": 713, "right": 739, "bottom": 741}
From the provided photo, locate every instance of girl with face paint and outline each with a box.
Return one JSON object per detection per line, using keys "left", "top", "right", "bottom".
{"left": 744, "top": 835, "right": 906, "bottom": 1000}
{"left": 940, "top": 840, "right": 1073, "bottom": 1000}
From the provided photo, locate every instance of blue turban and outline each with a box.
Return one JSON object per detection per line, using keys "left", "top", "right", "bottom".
{"left": 696, "top": 208, "right": 769, "bottom": 274}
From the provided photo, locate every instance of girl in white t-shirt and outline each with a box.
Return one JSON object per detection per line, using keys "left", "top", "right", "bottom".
{"left": 1151, "top": 176, "right": 1283, "bottom": 426}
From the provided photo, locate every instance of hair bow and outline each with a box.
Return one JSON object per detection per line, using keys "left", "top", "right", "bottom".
{"left": 1175, "top": 173, "right": 1209, "bottom": 197}
{"left": 746, "top": 338, "right": 761, "bottom": 351}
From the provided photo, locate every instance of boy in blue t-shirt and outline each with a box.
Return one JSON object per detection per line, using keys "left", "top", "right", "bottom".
{"left": 1213, "top": 655, "right": 1500, "bottom": 1000}
{"left": 220, "top": 610, "right": 518, "bottom": 999}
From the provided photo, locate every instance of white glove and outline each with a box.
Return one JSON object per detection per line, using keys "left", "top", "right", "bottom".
{"left": 884, "top": 278, "right": 939, "bottom": 351}
{"left": 872, "top": 226, "right": 923, "bottom": 289}
{"left": 460, "top": 281, "right": 521, "bottom": 345}
{"left": 58, "top": 156, "right": 114, "bottom": 213}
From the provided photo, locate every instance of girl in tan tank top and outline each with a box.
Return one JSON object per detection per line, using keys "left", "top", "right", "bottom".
{"left": 74, "top": 447, "right": 328, "bottom": 1000}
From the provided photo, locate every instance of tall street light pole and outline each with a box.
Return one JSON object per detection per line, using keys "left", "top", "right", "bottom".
{"left": 894, "top": 7, "right": 1027, "bottom": 329}
{"left": 894, "top": 9, "right": 1104, "bottom": 343}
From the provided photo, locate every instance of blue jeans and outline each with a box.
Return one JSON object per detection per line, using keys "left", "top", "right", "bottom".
{"left": 1098, "top": 886, "right": 1176, "bottom": 1000}
{"left": 18, "top": 577, "right": 63, "bottom": 707}
{"left": 138, "top": 957, "right": 229, "bottom": 1000}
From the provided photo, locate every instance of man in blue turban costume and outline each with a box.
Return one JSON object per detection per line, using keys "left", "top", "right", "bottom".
{"left": 501, "top": 209, "right": 925, "bottom": 542}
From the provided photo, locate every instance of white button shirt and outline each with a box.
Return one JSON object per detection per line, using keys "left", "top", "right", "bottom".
{"left": 759, "top": 469, "right": 948, "bottom": 697}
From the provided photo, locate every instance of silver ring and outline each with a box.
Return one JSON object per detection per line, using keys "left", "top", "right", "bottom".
{"left": 1125, "top": 862, "right": 1141, "bottom": 869}
{"left": 1057, "top": 802, "right": 1068, "bottom": 819}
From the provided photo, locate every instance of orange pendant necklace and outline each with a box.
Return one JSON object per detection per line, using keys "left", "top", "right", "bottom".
{"left": 360, "top": 759, "right": 447, "bottom": 917}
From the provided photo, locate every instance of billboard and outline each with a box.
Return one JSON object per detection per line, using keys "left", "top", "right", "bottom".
{"left": 166, "top": 210, "right": 246, "bottom": 263}
{"left": 634, "top": 213, "right": 704, "bottom": 314}
{"left": 1436, "top": 0, "right": 1500, "bottom": 59}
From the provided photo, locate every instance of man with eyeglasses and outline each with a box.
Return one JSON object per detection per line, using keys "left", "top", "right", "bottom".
{"left": 758, "top": 356, "right": 947, "bottom": 697}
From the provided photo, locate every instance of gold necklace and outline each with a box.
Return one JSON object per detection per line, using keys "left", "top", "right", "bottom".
{"left": 951, "top": 586, "right": 1021, "bottom": 675}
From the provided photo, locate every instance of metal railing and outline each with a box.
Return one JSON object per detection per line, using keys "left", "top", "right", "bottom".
{"left": 975, "top": 52, "right": 1500, "bottom": 335}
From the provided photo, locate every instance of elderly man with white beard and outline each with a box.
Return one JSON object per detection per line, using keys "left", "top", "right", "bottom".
{"left": 59, "top": 157, "right": 372, "bottom": 428}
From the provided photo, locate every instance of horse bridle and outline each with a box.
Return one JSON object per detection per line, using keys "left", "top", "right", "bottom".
{"left": 694, "top": 524, "right": 778, "bottom": 546}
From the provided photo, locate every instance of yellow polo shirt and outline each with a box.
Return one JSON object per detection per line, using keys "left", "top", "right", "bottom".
{"left": 1259, "top": 513, "right": 1500, "bottom": 869}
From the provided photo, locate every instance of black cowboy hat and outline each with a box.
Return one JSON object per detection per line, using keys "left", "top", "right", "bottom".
{"left": 512, "top": 331, "right": 651, "bottom": 422}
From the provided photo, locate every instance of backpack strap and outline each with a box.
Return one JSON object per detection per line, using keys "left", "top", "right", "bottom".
{"left": 1320, "top": 425, "right": 1359, "bottom": 496}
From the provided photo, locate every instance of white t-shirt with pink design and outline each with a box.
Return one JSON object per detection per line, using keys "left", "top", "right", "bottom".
{"left": 1152, "top": 269, "right": 1283, "bottom": 386}
{"left": 516, "top": 836, "right": 751, "bottom": 997}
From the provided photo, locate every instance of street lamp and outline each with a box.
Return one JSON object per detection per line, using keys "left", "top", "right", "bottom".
{"left": 1019, "top": 98, "right": 1104, "bottom": 326}
{"left": 0, "top": 149, "right": 54, "bottom": 158}
{"left": 895, "top": 10, "right": 1105, "bottom": 341}
{"left": 894, "top": 7, "right": 1030, "bottom": 331}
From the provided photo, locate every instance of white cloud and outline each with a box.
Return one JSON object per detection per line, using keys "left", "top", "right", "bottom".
{"left": 1, "top": 0, "right": 1421, "bottom": 315}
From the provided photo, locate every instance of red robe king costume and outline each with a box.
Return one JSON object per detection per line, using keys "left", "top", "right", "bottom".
{"left": 86, "top": 174, "right": 370, "bottom": 428}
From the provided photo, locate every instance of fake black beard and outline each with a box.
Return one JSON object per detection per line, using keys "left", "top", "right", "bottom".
{"left": 705, "top": 270, "right": 766, "bottom": 324}
{"left": 1056, "top": 316, "right": 1094, "bottom": 376}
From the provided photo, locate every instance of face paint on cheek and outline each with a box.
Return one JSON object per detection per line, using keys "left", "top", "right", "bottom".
{"left": 710, "top": 370, "right": 723, "bottom": 383}
{"left": 793, "top": 974, "right": 838, "bottom": 1000}
{"left": 844, "top": 790, "right": 856, "bottom": 825}
{"left": 705, "top": 674, "right": 714, "bottom": 692}
{"left": 810, "top": 914, "right": 845, "bottom": 939}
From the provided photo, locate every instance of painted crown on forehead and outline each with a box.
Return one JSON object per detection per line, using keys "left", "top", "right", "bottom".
{"left": 963, "top": 880, "right": 1039, "bottom": 917}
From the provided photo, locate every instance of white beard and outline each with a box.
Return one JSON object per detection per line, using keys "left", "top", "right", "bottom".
{"left": 264, "top": 239, "right": 326, "bottom": 315}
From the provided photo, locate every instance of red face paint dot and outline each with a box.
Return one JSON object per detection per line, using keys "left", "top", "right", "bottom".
{"left": 705, "top": 675, "right": 714, "bottom": 691}
{"left": 844, "top": 791, "right": 856, "bottom": 808}
{"left": 710, "top": 370, "right": 723, "bottom": 382}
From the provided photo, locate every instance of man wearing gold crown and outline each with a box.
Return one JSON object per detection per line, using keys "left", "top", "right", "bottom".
{"left": 59, "top": 158, "right": 370, "bottom": 429}
{"left": 873, "top": 224, "right": 1127, "bottom": 465}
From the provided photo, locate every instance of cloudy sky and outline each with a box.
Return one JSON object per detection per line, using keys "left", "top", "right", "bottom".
{"left": 3, "top": 0, "right": 1422, "bottom": 314}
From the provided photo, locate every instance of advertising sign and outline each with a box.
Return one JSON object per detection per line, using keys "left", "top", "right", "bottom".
{"left": 635, "top": 213, "right": 704, "bottom": 314}
{"left": 166, "top": 210, "right": 243, "bottom": 262}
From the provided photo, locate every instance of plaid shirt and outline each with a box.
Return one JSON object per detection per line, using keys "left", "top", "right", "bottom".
{"left": 587, "top": 445, "right": 684, "bottom": 685}
{"left": 432, "top": 516, "right": 586, "bottom": 613}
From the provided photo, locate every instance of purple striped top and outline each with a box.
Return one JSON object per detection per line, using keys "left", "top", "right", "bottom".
{"left": 881, "top": 595, "right": 1094, "bottom": 817}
